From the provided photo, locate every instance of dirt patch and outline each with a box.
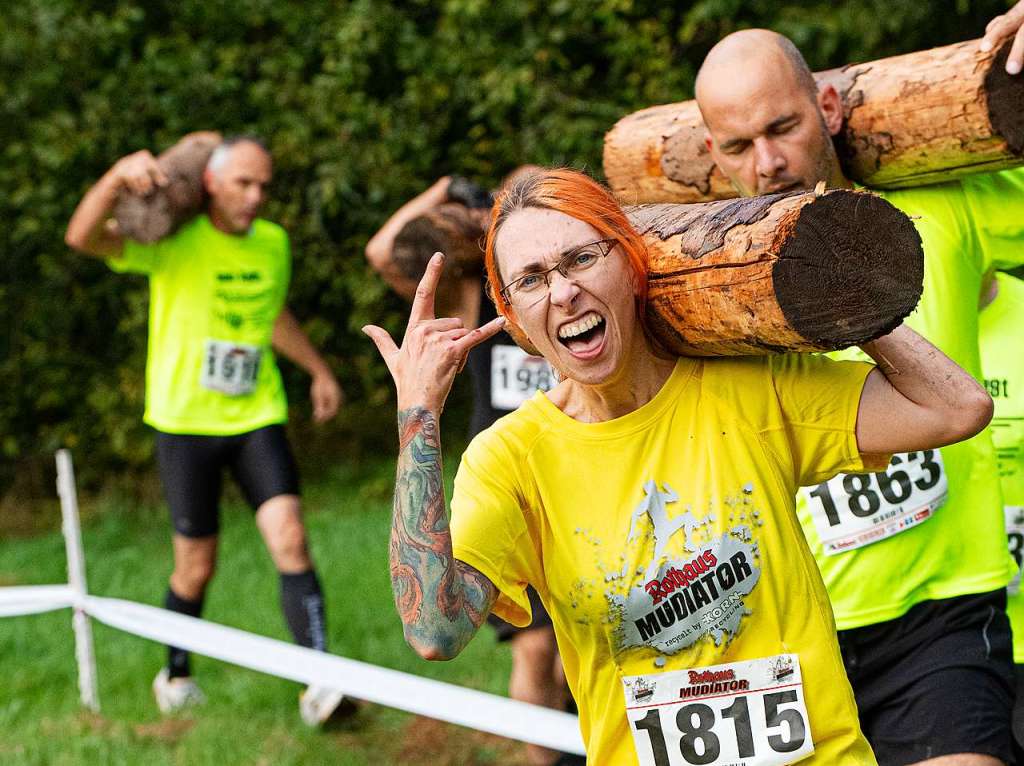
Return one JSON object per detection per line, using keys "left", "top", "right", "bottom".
{"left": 394, "top": 715, "right": 527, "bottom": 766}
{"left": 133, "top": 718, "right": 195, "bottom": 742}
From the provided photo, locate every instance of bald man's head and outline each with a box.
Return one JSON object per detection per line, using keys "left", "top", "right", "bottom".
{"left": 695, "top": 29, "right": 848, "bottom": 197}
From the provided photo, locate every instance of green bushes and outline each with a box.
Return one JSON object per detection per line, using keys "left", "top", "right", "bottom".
{"left": 0, "top": 0, "right": 1007, "bottom": 492}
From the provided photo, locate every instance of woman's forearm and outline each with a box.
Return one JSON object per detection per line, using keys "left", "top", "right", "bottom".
{"left": 391, "top": 406, "right": 496, "bottom": 660}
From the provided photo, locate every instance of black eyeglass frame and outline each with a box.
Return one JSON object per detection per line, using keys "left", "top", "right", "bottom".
{"left": 489, "top": 238, "right": 619, "bottom": 308}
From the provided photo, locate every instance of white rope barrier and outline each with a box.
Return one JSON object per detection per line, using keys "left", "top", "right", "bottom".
{"left": 0, "top": 452, "right": 586, "bottom": 755}
{"left": 0, "top": 585, "right": 73, "bottom": 617}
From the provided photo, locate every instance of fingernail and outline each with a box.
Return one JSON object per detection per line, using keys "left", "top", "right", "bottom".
{"left": 496, "top": 316, "right": 506, "bottom": 326}
{"left": 1008, "top": 61, "right": 1022, "bottom": 75}
{"left": 981, "top": 40, "right": 992, "bottom": 52}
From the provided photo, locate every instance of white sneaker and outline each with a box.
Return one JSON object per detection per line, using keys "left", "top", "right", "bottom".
{"left": 299, "top": 685, "right": 350, "bottom": 727}
{"left": 152, "top": 668, "right": 206, "bottom": 713}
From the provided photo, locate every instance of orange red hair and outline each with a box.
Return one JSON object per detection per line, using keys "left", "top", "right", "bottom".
{"left": 484, "top": 168, "right": 650, "bottom": 328}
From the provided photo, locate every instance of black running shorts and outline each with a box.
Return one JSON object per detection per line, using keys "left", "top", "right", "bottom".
{"left": 838, "top": 589, "right": 1015, "bottom": 765}
{"left": 155, "top": 424, "right": 300, "bottom": 538}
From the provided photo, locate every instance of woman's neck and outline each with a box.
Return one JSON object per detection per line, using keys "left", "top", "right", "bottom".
{"left": 553, "top": 336, "right": 678, "bottom": 423}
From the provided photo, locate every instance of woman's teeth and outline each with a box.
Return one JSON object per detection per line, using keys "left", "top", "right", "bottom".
{"left": 559, "top": 312, "right": 603, "bottom": 340}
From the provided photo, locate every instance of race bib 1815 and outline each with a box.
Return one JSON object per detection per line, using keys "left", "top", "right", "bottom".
{"left": 623, "top": 654, "right": 813, "bottom": 766}
{"left": 490, "top": 344, "right": 554, "bottom": 410}
{"left": 801, "top": 450, "right": 947, "bottom": 556}
{"left": 200, "top": 339, "right": 262, "bottom": 396}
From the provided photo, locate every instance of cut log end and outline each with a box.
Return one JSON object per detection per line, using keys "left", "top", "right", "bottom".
{"left": 985, "top": 41, "right": 1024, "bottom": 155}
{"left": 773, "top": 191, "right": 923, "bottom": 349}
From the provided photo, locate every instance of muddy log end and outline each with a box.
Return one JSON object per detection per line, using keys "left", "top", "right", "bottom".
{"left": 985, "top": 40, "right": 1024, "bottom": 155}
{"left": 774, "top": 190, "right": 923, "bottom": 349}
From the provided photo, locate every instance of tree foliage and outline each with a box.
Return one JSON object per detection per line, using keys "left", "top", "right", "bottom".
{"left": 0, "top": 0, "right": 1009, "bottom": 492}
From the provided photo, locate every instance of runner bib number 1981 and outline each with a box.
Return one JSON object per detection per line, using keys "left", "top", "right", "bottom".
{"left": 623, "top": 654, "right": 813, "bottom": 766}
{"left": 801, "top": 450, "right": 947, "bottom": 556}
{"left": 200, "top": 339, "right": 262, "bottom": 396}
{"left": 490, "top": 344, "right": 554, "bottom": 410}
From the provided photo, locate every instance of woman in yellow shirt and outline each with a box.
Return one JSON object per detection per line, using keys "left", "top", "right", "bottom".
{"left": 363, "top": 169, "right": 992, "bottom": 765}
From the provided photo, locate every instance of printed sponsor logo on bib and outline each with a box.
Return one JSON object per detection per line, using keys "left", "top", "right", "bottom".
{"left": 801, "top": 450, "right": 947, "bottom": 556}
{"left": 490, "top": 344, "right": 554, "bottom": 410}
{"left": 624, "top": 654, "right": 813, "bottom": 766}
{"left": 1006, "top": 506, "right": 1024, "bottom": 596}
{"left": 200, "top": 339, "right": 262, "bottom": 396}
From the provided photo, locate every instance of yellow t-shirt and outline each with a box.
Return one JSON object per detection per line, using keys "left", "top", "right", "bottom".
{"left": 452, "top": 356, "right": 883, "bottom": 765}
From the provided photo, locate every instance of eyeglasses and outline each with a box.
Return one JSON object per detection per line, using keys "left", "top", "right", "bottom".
{"left": 493, "top": 238, "right": 618, "bottom": 309}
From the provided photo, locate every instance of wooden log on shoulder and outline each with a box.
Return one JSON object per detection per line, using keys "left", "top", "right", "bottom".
{"left": 604, "top": 38, "right": 1024, "bottom": 204}
{"left": 631, "top": 188, "right": 923, "bottom": 356}
{"left": 114, "top": 131, "right": 222, "bottom": 243}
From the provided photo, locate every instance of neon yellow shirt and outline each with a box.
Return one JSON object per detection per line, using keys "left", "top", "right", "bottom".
{"left": 796, "top": 171, "right": 1024, "bottom": 630}
{"left": 108, "top": 214, "right": 290, "bottom": 435}
{"left": 980, "top": 272, "right": 1024, "bottom": 663}
{"left": 452, "top": 356, "right": 883, "bottom": 765}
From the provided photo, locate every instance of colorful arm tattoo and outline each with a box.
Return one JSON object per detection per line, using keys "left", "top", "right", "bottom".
{"left": 391, "top": 406, "right": 497, "bottom": 658}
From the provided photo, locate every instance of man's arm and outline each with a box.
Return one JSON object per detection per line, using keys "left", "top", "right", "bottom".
{"left": 65, "top": 150, "right": 167, "bottom": 259}
{"left": 365, "top": 177, "right": 451, "bottom": 300}
{"left": 855, "top": 324, "right": 993, "bottom": 455}
{"left": 271, "top": 308, "right": 342, "bottom": 423}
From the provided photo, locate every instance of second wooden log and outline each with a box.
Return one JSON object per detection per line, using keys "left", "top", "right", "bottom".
{"left": 604, "top": 38, "right": 1024, "bottom": 204}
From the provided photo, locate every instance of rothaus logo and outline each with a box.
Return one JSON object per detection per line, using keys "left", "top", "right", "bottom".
{"left": 645, "top": 550, "right": 718, "bottom": 605}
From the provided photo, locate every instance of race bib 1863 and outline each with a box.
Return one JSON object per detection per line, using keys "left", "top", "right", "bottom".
{"left": 623, "top": 654, "right": 813, "bottom": 766}
{"left": 200, "top": 339, "right": 262, "bottom": 396}
{"left": 490, "top": 344, "right": 554, "bottom": 411}
{"left": 801, "top": 450, "right": 947, "bottom": 556}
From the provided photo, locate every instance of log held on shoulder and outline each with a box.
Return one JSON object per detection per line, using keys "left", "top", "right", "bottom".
{"left": 605, "top": 38, "right": 1024, "bottom": 204}
{"left": 630, "top": 189, "right": 923, "bottom": 356}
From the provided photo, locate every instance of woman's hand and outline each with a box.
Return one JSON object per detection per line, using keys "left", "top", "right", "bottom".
{"left": 363, "top": 252, "right": 505, "bottom": 413}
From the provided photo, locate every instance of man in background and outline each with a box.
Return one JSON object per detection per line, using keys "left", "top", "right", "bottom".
{"left": 65, "top": 136, "right": 347, "bottom": 726}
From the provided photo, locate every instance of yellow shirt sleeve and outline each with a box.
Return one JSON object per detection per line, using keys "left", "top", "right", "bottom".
{"left": 450, "top": 425, "right": 543, "bottom": 627}
{"left": 768, "top": 354, "right": 890, "bottom": 486}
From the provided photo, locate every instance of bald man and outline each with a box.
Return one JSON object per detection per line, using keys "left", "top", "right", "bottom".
{"left": 696, "top": 19, "right": 1024, "bottom": 766}
{"left": 66, "top": 136, "right": 347, "bottom": 725}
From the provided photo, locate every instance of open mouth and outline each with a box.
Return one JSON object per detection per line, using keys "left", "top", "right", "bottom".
{"left": 558, "top": 311, "right": 606, "bottom": 357}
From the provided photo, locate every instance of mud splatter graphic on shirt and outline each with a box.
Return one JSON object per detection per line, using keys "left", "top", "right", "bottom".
{"left": 606, "top": 480, "right": 761, "bottom": 655}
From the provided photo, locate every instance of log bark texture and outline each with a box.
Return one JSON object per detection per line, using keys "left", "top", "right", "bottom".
{"left": 604, "top": 38, "right": 1024, "bottom": 204}
{"left": 628, "top": 189, "right": 923, "bottom": 356}
{"left": 114, "top": 131, "right": 222, "bottom": 243}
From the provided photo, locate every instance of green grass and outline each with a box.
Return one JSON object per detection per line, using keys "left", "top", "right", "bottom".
{"left": 0, "top": 452, "right": 522, "bottom": 765}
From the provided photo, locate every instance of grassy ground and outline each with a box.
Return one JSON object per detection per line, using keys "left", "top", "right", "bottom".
{"left": 0, "top": 452, "right": 527, "bottom": 765}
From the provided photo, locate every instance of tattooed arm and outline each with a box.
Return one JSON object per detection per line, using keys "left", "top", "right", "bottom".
{"left": 391, "top": 406, "right": 498, "bottom": 659}
{"left": 363, "top": 253, "right": 506, "bottom": 660}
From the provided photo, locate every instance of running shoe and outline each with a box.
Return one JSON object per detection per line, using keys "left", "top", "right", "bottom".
{"left": 299, "top": 685, "right": 357, "bottom": 727}
{"left": 152, "top": 667, "right": 206, "bottom": 713}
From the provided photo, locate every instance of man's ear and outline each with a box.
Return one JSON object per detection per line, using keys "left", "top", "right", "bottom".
{"left": 202, "top": 168, "right": 216, "bottom": 196}
{"left": 703, "top": 130, "right": 714, "bottom": 153}
{"left": 817, "top": 83, "right": 844, "bottom": 137}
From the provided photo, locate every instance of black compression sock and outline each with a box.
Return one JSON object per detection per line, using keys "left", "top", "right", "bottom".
{"left": 164, "top": 588, "right": 204, "bottom": 678}
{"left": 280, "top": 569, "right": 327, "bottom": 651}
